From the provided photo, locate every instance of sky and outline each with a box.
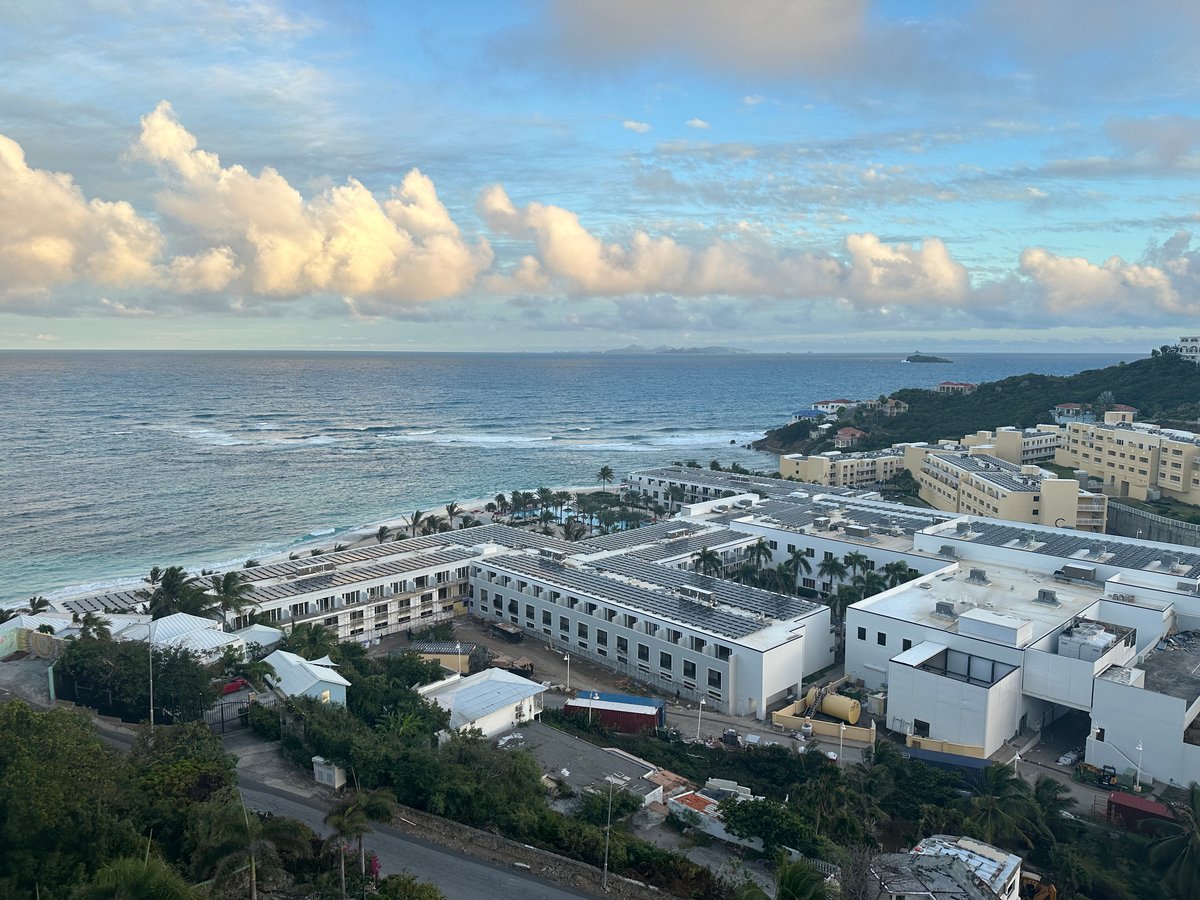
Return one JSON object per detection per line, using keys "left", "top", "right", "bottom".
{"left": 1, "top": 1, "right": 1199, "bottom": 352}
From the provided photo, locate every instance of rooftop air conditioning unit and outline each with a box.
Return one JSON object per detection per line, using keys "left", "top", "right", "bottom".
{"left": 1035, "top": 588, "right": 1061, "bottom": 606}
{"left": 665, "top": 528, "right": 688, "bottom": 539}
{"left": 814, "top": 517, "right": 831, "bottom": 530}
{"left": 539, "top": 548, "right": 567, "bottom": 563}
{"left": 956, "top": 521, "right": 971, "bottom": 534}
{"left": 934, "top": 600, "right": 957, "bottom": 618}
{"left": 1161, "top": 554, "right": 1179, "bottom": 571}
{"left": 736, "top": 498, "right": 754, "bottom": 508}
{"left": 845, "top": 524, "right": 871, "bottom": 538}
{"left": 939, "top": 545, "right": 957, "bottom": 558}
{"left": 1177, "top": 581, "right": 1198, "bottom": 594}
{"left": 967, "top": 568, "right": 989, "bottom": 584}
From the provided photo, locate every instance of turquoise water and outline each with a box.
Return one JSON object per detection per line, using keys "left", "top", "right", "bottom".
{"left": 0, "top": 350, "right": 1136, "bottom": 604}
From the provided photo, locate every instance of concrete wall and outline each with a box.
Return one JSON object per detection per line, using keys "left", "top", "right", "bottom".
{"left": 886, "top": 661, "right": 1022, "bottom": 756}
{"left": 1021, "top": 650, "right": 1095, "bottom": 710}
{"left": 1108, "top": 502, "right": 1200, "bottom": 548}
{"left": 1089, "top": 676, "right": 1191, "bottom": 786}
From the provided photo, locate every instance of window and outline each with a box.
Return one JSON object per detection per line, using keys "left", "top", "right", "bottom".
{"left": 349, "top": 610, "right": 364, "bottom": 622}
{"left": 596, "top": 629, "right": 608, "bottom": 647}
{"left": 525, "top": 604, "right": 534, "bottom": 620}
{"left": 659, "top": 651, "right": 672, "bottom": 670}
{"left": 913, "top": 719, "right": 930, "bottom": 738}
{"left": 902, "top": 638, "right": 912, "bottom": 652}
{"left": 577, "top": 622, "right": 588, "bottom": 639}
{"left": 559, "top": 616, "right": 569, "bottom": 632}
{"left": 323, "top": 616, "right": 338, "bottom": 627}
{"left": 877, "top": 632, "right": 886, "bottom": 646}
{"left": 375, "top": 604, "right": 388, "bottom": 616}
{"left": 683, "top": 660, "right": 696, "bottom": 679}
{"left": 857, "top": 627, "right": 866, "bottom": 641}
{"left": 637, "top": 643, "right": 649, "bottom": 662}
{"left": 319, "top": 690, "right": 332, "bottom": 704}
{"left": 708, "top": 669, "right": 722, "bottom": 689}
{"left": 542, "top": 610, "right": 551, "bottom": 625}
{"left": 617, "top": 636, "right": 628, "bottom": 653}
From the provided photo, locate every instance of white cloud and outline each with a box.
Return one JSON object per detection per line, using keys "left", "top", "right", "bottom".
{"left": 98, "top": 298, "right": 155, "bottom": 317}
{"left": 34, "top": 333, "right": 59, "bottom": 341}
{"left": 623, "top": 120, "right": 651, "bottom": 134}
{"left": 686, "top": 118, "right": 710, "bottom": 129}
{"left": 1019, "top": 247, "right": 1194, "bottom": 315}
{"left": 742, "top": 95, "right": 765, "bottom": 107}
{"left": 477, "top": 184, "right": 966, "bottom": 307}
{"left": 134, "top": 101, "right": 492, "bottom": 304}
{"left": 0, "top": 133, "right": 163, "bottom": 305}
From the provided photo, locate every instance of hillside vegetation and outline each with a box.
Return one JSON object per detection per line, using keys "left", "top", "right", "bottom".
{"left": 758, "top": 352, "right": 1200, "bottom": 455}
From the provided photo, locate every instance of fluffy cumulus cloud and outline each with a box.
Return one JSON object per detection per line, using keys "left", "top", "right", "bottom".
{"left": 134, "top": 101, "right": 492, "bottom": 305}
{"left": 1019, "top": 246, "right": 1196, "bottom": 316}
{"left": 478, "top": 184, "right": 967, "bottom": 307}
{"left": 0, "top": 134, "right": 163, "bottom": 307}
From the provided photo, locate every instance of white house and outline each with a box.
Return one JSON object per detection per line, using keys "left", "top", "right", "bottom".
{"left": 116, "top": 612, "right": 245, "bottom": 661}
{"left": 417, "top": 668, "right": 546, "bottom": 737}
{"left": 262, "top": 649, "right": 351, "bottom": 704}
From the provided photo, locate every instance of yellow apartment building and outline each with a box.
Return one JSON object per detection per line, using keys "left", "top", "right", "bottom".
{"left": 1055, "top": 410, "right": 1200, "bottom": 504}
{"left": 780, "top": 448, "right": 906, "bottom": 487}
{"left": 959, "top": 425, "right": 1062, "bottom": 466}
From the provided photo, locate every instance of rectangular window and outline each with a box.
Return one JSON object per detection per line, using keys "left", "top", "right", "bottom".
{"left": 708, "top": 669, "right": 722, "bottom": 688}
{"left": 323, "top": 616, "right": 338, "bottom": 627}
{"left": 596, "top": 629, "right": 608, "bottom": 647}
{"left": 617, "top": 636, "right": 628, "bottom": 653}
{"left": 877, "top": 632, "right": 886, "bottom": 646}
{"left": 559, "top": 616, "right": 569, "bottom": 632}
{"left": 913, "top": 719, "right": 930, "bottom": 738}
{"left": 542, "top": 610, "right": 551, "bottom": 626}
{"left": 902, "top": 638, "right": 912, "bottom": 652}
{"left": 638, "top": 643, "right": 649, "bottom": 662}
{"left": 375, "top": 604, "right": 388, "bottom": 616}
{"left": 683, "top": 660, "right": 696, "bottom": 679}
{"left": 577, "top": 622, "right": 588, "bottom": 639}
{"left": 659, "top": 651, "right": 672, "bottom": 670}
{"left": 857, "top": 627, "right": 866, "bottom": 641}
{"left": 525, "top": 604, "right": 534, "bottom": 620}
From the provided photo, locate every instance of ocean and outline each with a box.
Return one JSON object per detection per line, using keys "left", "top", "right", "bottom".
{"left": 0, "top": 350, "right": 1137, "bottom": 605}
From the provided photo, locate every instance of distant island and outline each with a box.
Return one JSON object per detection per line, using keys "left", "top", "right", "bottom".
{"left": 600, "top": 344, "right": 751, "bottom": 355}
{"left": 904, "top": 352, "right": 953, "bottom": 363}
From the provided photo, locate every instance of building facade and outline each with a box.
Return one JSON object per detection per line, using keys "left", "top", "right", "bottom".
{"left": 780, "top": 448, "right": 905, "bottom": 488}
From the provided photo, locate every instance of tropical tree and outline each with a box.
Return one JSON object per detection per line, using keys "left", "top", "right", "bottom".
{"left": 852, "top": 571, "right": 888, "bottom": 599}
{"left": 0, "top": 608, "right": 17, "bottom": 624}
{"left": 534, "top": 488, "right": 554, "bottom": 517}
{"left": 1146, "top": 781, "right": 1200, "bottom": 897}
{"left": 554, "top": 490, "right": 572, "bottom": 521}
{"left": 376, "top": 525, "right": 391, "bottom": 544}
{"left": 817, "top": 557, "right": 848, "bottom": 593}
{"left": 408, "top": 510, "right": 425, "bottom": 538}
{"left": 562, "top": 518, "right": 588, "bottom": 542}
{"left": 844, "top": 551, "right": 870, "bottom": 577}
{"left": 493, "top": 493, "right": 510, "bottom": 516}
{"left": 420, "top": 514, "right": 447, "bottom": 535}
{"left": 281, "top": 622, "right": 338, "bottom": 660}
{"left": 25, "top": 595, "right": 50, "bottom": 613}
{"left": 1033, "top": 774, "right": 1077, "bottom": 842}
{"left": 597, "top": 465, "right": 615, "bottom": 492}
{"left": 786, "top": 548, "right": 813, "bottom": 583}
{"left": 81, "top": 854, "right": 195, "bottom": 899}
{"left": 142, "top": 566, "right": 209, "bottom": 620}
{"left": 733, "top": 563, "right": 760, "bottom": 588}
{"left": 691, "top": 548, "right": 723, "bottom": 577}
{"left": 208, "top": 571, "right": 254, "bottom": 630}
{"left": 735, "top": 860, "right": 837, "bottom": 900}
{"left": 75, "top": 611, "right": 113, "bottom": 641}
{"left": 666, "top": 484, "right": 686, "bottom": 513}
{"left": 956, "top": 762, "right": 1039, "bottom": 849}
{"left": 745, "top": 538, "right": 773, "bottom": 569}
{"left": 330, "top": 788, "right": 397, "bottom": 881}
{"left": 597, "top": 507, "right": 618, "bottom": 534}
{"left": 882, "top": 560, "right": 917, "bottom": 588}
{"left": 188, "top": 788, "right": 312, "bottom": 900}
{"left": 830, "top": 585, "right": 861, "bottom": 622}
{"left": 444, "top": 500, "right": 461, "bottom": 527}
{"left": 325, "top": 800, "right": 370, "bottom": 898}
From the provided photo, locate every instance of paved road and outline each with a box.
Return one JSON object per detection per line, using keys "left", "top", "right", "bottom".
{"left": 239, "top": 777, "right": 598, "bottom": 900}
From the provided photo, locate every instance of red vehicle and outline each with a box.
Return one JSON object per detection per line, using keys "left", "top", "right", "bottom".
{"left": 222, "top": 677, "right": 250, "bottom": 695}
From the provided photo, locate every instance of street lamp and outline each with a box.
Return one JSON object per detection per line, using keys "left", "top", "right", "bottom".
{"left": 1136, "top": 740, "right": 1144, "bottom": 791}
{"left": 602, "top": 774, "right": 616, "bottom": 891}
{"left": 696, "top": 698, "right": 706, "bottom": 741}
{"left": 838, "top": 721, "right": 846, "bottom": 766}
{"left": 563, "top": 653, "right": 571, "bottom": 692}
{"left": 455, "top": 641, "right": 463, "bottom": 674}
{"left": 148, "top": 619, "right": 156, "bottom": 739}
{"left": 589, "top": 691, "right": 599, "bottom": 725}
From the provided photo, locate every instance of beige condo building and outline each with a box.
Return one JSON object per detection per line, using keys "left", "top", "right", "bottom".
{"left": 905, "top": 445, "right": 1107, "bottom": 532}
{"left": 1056, "top": 410, "right": 1200, "bottom": 504}
{"left": 959, "top": 426, "right": 1062, "bottom": 466}
{"left": 780, "top": 448, "right": 906, "bottom": 487}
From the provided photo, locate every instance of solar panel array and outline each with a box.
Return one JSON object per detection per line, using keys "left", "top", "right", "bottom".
{"left": 964, "top": 522, "right": 1200, "bottom": 579}
{"left": 246, "top": 547, "right": 476, "bottom": 602}
{"left": 594, "top": 554, "right": 824, "bottom": 620}
{"left": 626, "top": 530, "right": 752, "bottom": 563}
{"left": 483, "top": 552, "right": 763, "bottom": 639}
{"left": 575, "top": 519, "right": 708, "bottom": 551}
{"left": 60, "top": 591, "right": 146, "bottom": 615}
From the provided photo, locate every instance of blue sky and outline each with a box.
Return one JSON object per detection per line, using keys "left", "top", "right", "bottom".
{"left": 1, "top": 0, "right": 1198, "bottom": 351}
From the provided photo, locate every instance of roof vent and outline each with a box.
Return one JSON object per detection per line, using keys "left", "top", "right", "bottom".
{"left": 539, "top": 548, "right": 567, "bottom": 563}
{"left": 664, "top": 527, "right": 689, "bottom": 539}
{"left": 967, "top": 568, "right": 989, "bottom": 584}
{"left": 845, "top": 524, "right": 871, "bottom": 538}
{"left": 1035, "top": 588, "right": 1061, "bottom": 607}
{"left": 814, "top": 516, "right": 831, "bottom": 530}
{"left": 939, "top": 545, "right": 957, "bottom": 558}
{"left": 956, "top": 521, "right": 971, "bottom": 534}
{"left": 934, "top": 600, "right": 957, "bottom": 618}
{"left": 1161, "top": 554, "right": 1179, "bottom": 571}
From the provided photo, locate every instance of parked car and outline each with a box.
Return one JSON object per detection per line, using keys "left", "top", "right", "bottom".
{"left": 222, "top": 677, "right": 250, "bottom": 695}
{"left": 1056, "top": 748, "right": 1082, "bottom": 766}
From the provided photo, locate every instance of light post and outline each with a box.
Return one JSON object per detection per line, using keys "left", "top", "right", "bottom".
{"left": 148, "top": 619, "right": 156, "bottom": 739}
{"left": 455, "top": 641, "right": 463, "bottom": 674}
{"left": 563, "top": 653, "right": 571, "bottom": 692}
{"left": 696, "top": 698, "right": 706, "bottom": 741}
{"left": 838, "top": 721, "right": 846, "bottom": 766}
{"left": 1136, "top": 740, "right": 1144, "bottom": 791}
{"left": 602, "top": 775, "right": 615, "bottom": 891}
{"left": 589, "top": 691, "right": 599, "bottom": 725}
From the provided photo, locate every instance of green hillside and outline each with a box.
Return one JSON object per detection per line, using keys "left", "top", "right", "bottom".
{"left": 758, "top": 352, "right": 1200, "bottom": 454}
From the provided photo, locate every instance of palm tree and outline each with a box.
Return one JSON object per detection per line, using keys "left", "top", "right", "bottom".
{"left": 282, "top": 622, "right": 338, "bottom": 660}
{"left": 1146, "top": 782, "right": 1200, "bottom": 897}
{"left": 745, "top": 538, "right": 773, "bottom": 569}
{"left": 554, "top": 490, "right": 572, "bottom": 521}
{"left": 445, "top": 500, "right": 461, "bottom": 527}
{"left": 74, "top": 611, "right": 112, "bottom": 641}
{"left": 208, "top": 570, "right": 254, "bottom": 630}
{"left": 666, "top": 485, "right": 686, "bottom": 513}
{"left": 882, "top": 560, "right": 917, "bottom": 588}
{"left": 562, "top": 518, "right": 588, "bottom": 542}
{"left": 325, "top": 800, "right": 371, "bottom": 899}
{"left": 736, "top": 859, "right": 837, "bottom": 900}
{"left": 83, "top": 854, "right": 195, "bottom": 899}
{"left": 375, "top": 525, "right": 391, "bottom": 544}
{"left": 956, "top": 762, "right": 1039, "bottom": 849}
{"left": 408, "top": 510, "right": 425, "bottom": 538}
{"left": 817, "top": 557, "right": 848, "bottom": 593}
{"left": 493, "top": 493, "right": 510, "bottom": 516}
{"left": 852, "top": 571, "right": 888, "bottom": 599}
{"left": 597, "top": 508, "right": 618, "bottom": 535}
{"left": 830, "top": 585, "right": 860, "bottom": 622}
{"left": 190, "top": 788, "right": 311, "bottom": 900}
{"left": 141, "top": 565, "right": 206, "bottom": 619}
{"left": 0, "top": 608, "right": 17, "bottom": 624}
{"left": 597, "top": 465, "right": 615, "bottom": 492}
{"left": 24, "top": 595, "right": 50, "bottom": 614}
{"left": 1033, "top": 774, "right": 1077, "bottom": 841}
{"left": 535, "top": 487, "right": 554, "bottom": 516}
{"left": 733, "top": 562, "right": 760, "bottom": 587}
{"left": 421, "top": 514, "right": 447, "bottom": 535}
{"left": 329, "top": 787, "right": 397, "bottom": 882}
{"left": 844, "top": 551, "right": 870, "bottom": 577}
{"left": 786, "top": 548, "right": 813, "bottom": 579}
{"left": 691, "top": 548, "right": 723, "bottom": 576}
